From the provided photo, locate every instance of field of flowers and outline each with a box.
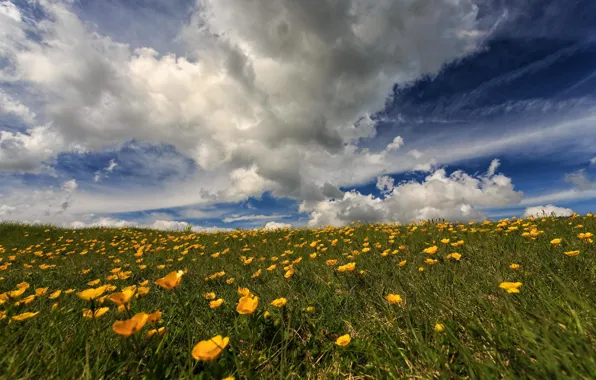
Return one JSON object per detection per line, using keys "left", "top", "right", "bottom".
{"left": 0, "top": 214, "right": 595, "bottom": 379}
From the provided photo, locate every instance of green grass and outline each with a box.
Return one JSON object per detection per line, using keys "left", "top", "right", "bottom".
{"left": 0, "top": 215, "right": 595, "bottom": 379}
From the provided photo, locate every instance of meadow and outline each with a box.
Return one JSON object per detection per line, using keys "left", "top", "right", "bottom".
{"left": 0, "top": 214, "right": 595, "bottom": 379}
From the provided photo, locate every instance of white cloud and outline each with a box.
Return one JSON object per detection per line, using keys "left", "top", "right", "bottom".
{"left": 222, "top": 214, "right": 291, "bottom": 223}
{"left": 386, "top": 136, "right": 404, "bottom": 151}
{"left": 376, "top": 175, "right": 394, "bottom": 195}
{"left": 300, "top": 160, "right": 523, "bottom": 227}
{"left": 0, "top": 90, "right": 36, "bottom": 124}
{"left": 93, "top": 159, "right": 118, "bottom": 182}
{"left": 263, "top": 221, "right": 291, "bottom": 230}
{"left": 523, "top": 204, "right": 574, "bottom": 218}
{"left": 0, "top": 0, "right": 485, "bottom": 203}
{"left": 590, "top": 157, "right": 596, "bottom": 165}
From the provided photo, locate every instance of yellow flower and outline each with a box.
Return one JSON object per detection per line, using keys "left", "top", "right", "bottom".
{"left": 435, "top": 323, "right": 445, "bottom": 333}
{"left": 136, "top": 286, "right": 150, "bottom": 297}
{"left": 564, "top": 250, "right": 580, "bottom": 257}
{"left": 499, "top": 282, "right": 523, "bottom": 293}
{"left": 335, "top": 334, "right": 351, "bottom": 347}
{"left": 271, "top": 297, "right": 287, "bottom": 307}
{"left": 326, "top": 259, "right": 338, "bottom": 266}
{"left": 203, "top": 292, "right": 216, "bottom": 300}
{"left": 424, "top": 259, "right": 438, "bottom": 265}
{"left": 266, "top": 264, "right": 277, "bottom": 271}
{"left": 263, "top": 311, "right": 271, "bottom": 319}
{"left": 550, "top": 238, "right": 562, "bottom": 246}
{"left": 226, "top": 277, "right": 235, "bottom": 284}
{"left": 397, "top": 260, "right": 407, "bottom": 267}
{"left": 237, "top": 295, "right": 259, "bottom": 315}
{"left": 251, "top": 269, "right": 262, "bottom": 278}
{"left": 49, "top": 290, "right": 61, "bottom": 299}
{"left": 87, "top": 279, "right": 101, "bottom": 286}
{"left": 210, "top": 299, "right": 224, "bottom": 309}
{"left": 148, "top": 310, "right": 162, "bottom": 323}
{"left": 423, "top": 245, "right": 438, "bottom": 254}
{"left": 112, "top": 312, "right": 149, "bottom": 337}
{"left": 284, "top": 268, "right": 294, "bottom": 279}
{"left": 337, "top": 262, "right": 356, "bottom": 272}
{"left": 146, "top": 327, "right": 166, "bottom": 338}
{"left": 35, "top": 287, "right": 48, "bottom": 296}
{"left": 418, "top": 266, "right": 424, "bottom": 272}
{"left": 446, "top": 253, "right": 461, "bottom": 261}
{"left": 361, "top": 247, "right": 371, "bottom": 253}
{"left": 192, "top": 335, "right": 229, "bottom": 361}
{"left": 237, "top": 287, "right": 252, "bottom": 297}
{"left": 305, "top": 306, "right": 315, "bottom": 313}
{"left": 12, "top": 311, "right": 39, "bottom": 321}
{"left": 385, "top": 294, "right": 403, "bottom": 304}
{"left": 440, "top": 238, "right": 450, "bottom": 244}
{"left": 108, "top": 287, "right": 136, "bottom": 306}
{"left": 76, "top": 286, "right": 106, "bottom": 301}
{"left": 509, "top": 263, "right": 520, "bottom": 270}
{"left": 155, "top": 270, "right": 184, "bottom": 290}
{"left": 83, "top": 307, "right": 109, "bottom": 319}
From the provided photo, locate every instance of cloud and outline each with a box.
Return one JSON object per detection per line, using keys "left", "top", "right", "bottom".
{"left": 300, "top": 159, "right": 523, "bottom": 226}
{"left": 386, "top": 136, "right": 404, "bottom": 151}
{"left": 591, "top": 157, "right": 596, "bottom": 166}
{"left": 222, "top": 214, "right": 291, "bottom": 223}
{"left": 93, "top": 159, "right": 118, "bottom": 182}
{"left": 0, "top": 90, "right": 36, "bottom": 124}
{"left": 263, "top": 221, "right": 291, "bottom": 230}
{"left": 69, "top": 217, "right": 232, "bottom": 233}
{"left": 523, "top": 204, "right": 574, "bottom": 218}
{"left": 0, "top": 0, "right": 486, "bottom": 204}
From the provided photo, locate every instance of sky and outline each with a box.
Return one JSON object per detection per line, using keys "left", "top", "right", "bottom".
{"left": 0, "top": 0, "right": 595, "bottom": 232}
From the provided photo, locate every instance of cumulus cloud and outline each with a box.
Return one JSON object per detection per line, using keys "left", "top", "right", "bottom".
{"left": 0, "top": 90, "right": 36, "bottom": 124}
{"left": 263, "top": 221, "right": 291, "bottom": 230}
{"left": 523, "top": 204, "right": 574, "bottom": 218}
{"left": 300, "top": 159, "right": 523, "bottom": 226}
{"left": 0, "top": 0, "right": 486, "bottom": 204}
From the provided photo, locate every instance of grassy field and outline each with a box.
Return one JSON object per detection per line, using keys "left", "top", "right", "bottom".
{"left": 0, "top": 214, "right": 595, "bottom": 379}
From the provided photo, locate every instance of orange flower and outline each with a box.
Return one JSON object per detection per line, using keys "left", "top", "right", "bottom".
{"left": 335, "top": 334, "right": 351, "bottom": 347}
{"left": 155, "top": 270, "right": 184, "bottom": 290}
{"left": 192, "top": 335, "right": 229, "bottom": 361}
{"left": 112, "top": 312, "right": 149, "bottom": 337}
{"left": 237, "top": 295, "right": 259, "bottom": 315}
{"left": 271, "top": 297, "right": 287, "bottom": 307}
{"left": 385, "top": 294, "right": 403, "bottom": 304}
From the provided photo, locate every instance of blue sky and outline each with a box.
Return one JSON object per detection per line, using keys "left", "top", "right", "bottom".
{"left": 0, "top": 0, "right": 595, "bottom": 231}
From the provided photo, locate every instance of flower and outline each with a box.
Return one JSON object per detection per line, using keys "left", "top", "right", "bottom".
{"left": 155, "top": 270, "right": 184, "bottom": 290}
{"left": 305, "top": 306, "right": 315, "bottom": 313}
{"left": 271, "top": 297, "right": 287, "bottom": 307}
{"left": 35, "top": 287, "right": 48, "bottom": 296}
{"left": 49, "top": 290, "right": 61, "bottom": 299}
{"left": 325, "top": 260, "right": 337, "bottom": 266}
{"left": 397, "top": 260, "right": 407, "bottom": 267}
{"left": 148, "top": 310, "right": 162, "bottom": 323}
{"left": 423, "top": 246, "right": 438, "bottom": 254}
{"left": 210, "top": 299, "right": 224, "bottom": 309}
{"left": 108, "top": 287, "right": 136, "bottom": 306}
{"left": 192, "top": 335, "right": 230, "bottom": 361}
{"left": 12, "top": 311, "right": 39, "bottom": 321}
{"left": 435, "top": 323, "right": 445, "bottom": 333}
{"left": 446, "top": 253, "right": 461, "bottom": 261}
{"left": 203, "top": 292, "right": 216, "bottom": 300}
{"left": 499, "top": 282, "right": 523, "bottom": 293}
{"left": 237, "top": 295, "right": 259, "bottom": 315}
{"left": 509, "top": 263, "right": 520, "bottom": 270}
{"left": 424, "top": 259, "right": 438, "bottom": 265}
{"left": 550, "top": 238, "right": 562, "bottom": 246}
{"left": 112, "top": 312, "right": 149, "bottom": 337}
{"left": 146, "top": 327, "right": 166, "bottom": 338}
{"left": 83, "top": 307, "right": 109, "bottom": 319}
{"left": 76, "top": 286, "right": 106, "bottom": 301}
{"left": 385, "top": 294, "right": 403, "bottom": 304}
{"left": 337, "top": 262, "right": 356, "bottom": 272}
{"left": 564, "top": 250, "right": 580, "bottom": 257}
{"left": 335, "top": 334, "right": 351, "bottom": 347}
